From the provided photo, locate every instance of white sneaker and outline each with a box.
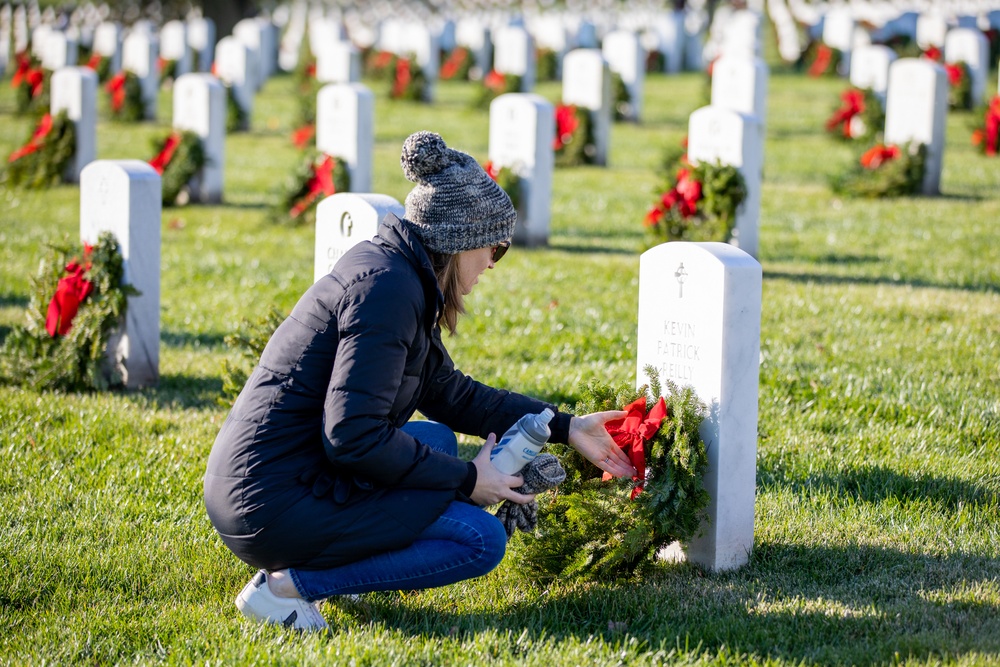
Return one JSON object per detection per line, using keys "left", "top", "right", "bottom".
{"left": 235, "top": 570, "right": 330, "bottom": 631}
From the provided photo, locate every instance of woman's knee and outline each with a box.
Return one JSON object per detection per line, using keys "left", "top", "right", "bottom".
{"left": 401, "top": 420, "right": 458, "bottom": 456}
{"left": 471, "top": 511, "right": 508, "bottom": 575}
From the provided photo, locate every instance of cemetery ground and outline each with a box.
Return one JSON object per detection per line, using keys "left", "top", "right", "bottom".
{"left": 1, "top": 63, "right": 998, "bottom": 665}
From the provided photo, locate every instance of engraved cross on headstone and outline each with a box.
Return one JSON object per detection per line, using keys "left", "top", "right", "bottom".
{"left": 675, "top": 262, "right": 688, "bottom": 298}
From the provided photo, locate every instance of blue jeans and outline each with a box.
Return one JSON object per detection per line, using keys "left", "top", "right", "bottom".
{"left": 288, "top": 421, "right": 506, "bottom": 602}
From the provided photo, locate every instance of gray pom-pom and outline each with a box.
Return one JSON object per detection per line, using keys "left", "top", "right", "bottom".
{"left": 400, "top": 131, "right": 452, "bottom": 182}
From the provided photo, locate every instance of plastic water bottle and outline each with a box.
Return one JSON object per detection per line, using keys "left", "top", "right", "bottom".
{"left": 489, "top": 408, "right": 555, "bottom": 475}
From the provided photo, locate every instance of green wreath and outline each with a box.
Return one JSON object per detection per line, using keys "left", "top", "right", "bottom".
{"left": 108, "top": 70, "right": 145, "bottom": 122}
{"left": 15, "top": 64, "right": 50, "bottom": 115}
{"left": 825, "top": 87, "right": 885, "bottom": 142}
{"left": 509, "top": 367, "right": 710, "bottom": 582}
{"left": 554, "top": 104, "right": 596, "bottom": 167}
{"left": 831, "top": 141, "right": 927, "bottom": 198}
{"left": 475, "top": 71, "right": 521, "bottom": 109}
{"left": 0, "top": 232, "right": 139, "bottom": 391}
{"left": 3, "top": 110, "right": 76, "bottom": 189}
{"left": 440, "top": 46, "right": 473, "bottom": 81}
{"left": 947, "top": 61, "right": 973, "bottom": 110}
{"left": 536, "top": 47, "right": 558, "bottom": 81}
{"left": 150, "top": 130, "right": 207, "bottom": 206}
{"left": 611, "top": 71, "right": 632, "bottom": 121}
{"left": 271, "top": 151, "right": 351, "bottom": 226}
{"left": 389, "top": 54, "right": 427, "bottom": 101}
{"left": 644, "top": 159, "right": 747, "bottom": 247}
{"left": 226, "top": 84, "right": 249, "bottom": 132}
{"left": 219, "top": 307, "right": 285, "bottom": 405}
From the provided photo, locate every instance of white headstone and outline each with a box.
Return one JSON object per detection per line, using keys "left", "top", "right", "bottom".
{"left": 315, "top": 40, "right": 360, "bottom": 84}
{"left": 187, "top": 17, "right": 215, "bottom": 72}
{"left": 121, "top": 29, "right": 158, "bottom": 119}
{"left": 316, "top": 83, "right": 374, "bottom": 193}
{"left": 637, "top": 241, "right": 761, "bottom": 572}
{"left": 172, "top": 73, "right": 224, "bottom": 203}
{"left": 494, "top": 24, "right": 535, "bottom": 91}
{"left": 50, "top": 67, "right": 97, "bottom": 183}
{"left": 159, "top": 20, "right": 190, "bottom": 78}
{"left": 488, "top": 93, "right": 554, "bottom": 247}
{"left": 720, "top": 10, "right": 762, "bottom": 58}
{"left": 455, "top": 17, "right": 491, "bottom": 78}
{"left": 80, "top": 160, "right": 161, "bottom": 389}
{"left": 13, "top": 4, "right": 28, "bottom": 55}
{"left": 822, "top": 6, "right": 855, "bottom": 53}
{"left": 687, "top": 106, "right": 762, "bottom": 258}
{"left": 656, "top": 11, "right": 686, "bottom": 73}
{"left": 709, "top": 55, "right": 768, "bottom": 133}
{"left": 314, "top": 193, "right": 403, "bottom": 283}
{"left": 215, "top": 36, "right": 253, "bottom": 122}
{"left": 849, "top": 44, "right": 897, "bottom": 103}
{"left": 561, "top": 48, "right": 611, "bottom": 166}
{"left": 884, "top": 58, "right": 948, "bottom": 195}
{"left": 0, "top": 5, "right": 10, "bottom": 75}
{"left": 233, "top": 17, "right": 267, "bottom": 90}
{"left": 92, "top": 21, "right": 121, "bottom": 73}
{"left": 916, "top": 14, "right": 949, "bottom": 49}
{"left": 944, "top": 27, "right": 989, "bottom": 104}
{"left": 41, "top": 30, "right": 78, "bottom": 70}
{"left": 684, "top": 9, "right": 707, "bottom": 70}
{"left": 602, "top": 30, "right": 645, "bottom": 121}
{"left": 398, "top": 21, "right": 439, "bottom": 102}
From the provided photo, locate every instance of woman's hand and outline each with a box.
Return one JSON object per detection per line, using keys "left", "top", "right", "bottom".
{"left": 568, "top": 411, "right": 636, "bottom": 478}
{"left": 470, "top": 434, "right": 536, "bottom": 507}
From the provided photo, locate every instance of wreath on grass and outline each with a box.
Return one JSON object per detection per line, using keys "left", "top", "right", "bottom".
{"left": 3, "top": 110, "right": 76, "bottom": 189}
{"left": 553, "top": 104, "right": 596, "bottom": 167}
{"left": 363, "top": 49, "right": 396, "bottom": 79}
{"left": 483, "top": 160, "right": 521, "bottom": 212}
{"left": 644, "top": 156, "right": 747, "bottom": 247}
{"left": 945, "top": 61, "right": 972, "bottom": 110}
{"left": 440, "top": 46, "right": 473, "bottom": 80}
{"left": 158, "top": 56, "right": 178, "bottom": 85}
{"left": 476, "top": 69, "right": 521, "bottom": 108}
{"left": 831, "top": 141, "right": 927, "bottom": 198}
{"left": 148, "top": 130, "right": 206, "bottom": 206}
{"left": 971, "top": 95, "right": 1000, "bottom": 156}
{"left": 390, "top": 54, "right": 427, "bottom": 101}
{"left": 825, "top": 87, "right": 884, "bottom": 141}
{"left": 536, "top": 46, "right": 558, "bottom": 81}
{"left": 11, "top": 52, "right": 49, "bottom": 115}
{"left": 106, "top": 70, "right": 145, "bottom": 122}
{"left": 508, "top": 367, "right": 710, "bottom": 582}
{"left": 0, "top": 232, "right": 138, "bottom": 391}
{"left": 85, "top": 52, "right": 113, "bottom": 82}
{"left": 272, "top": 151, "right": 350, "bottom": 226}
{"left": 226, "top": 84, "right": 249, "bottom": 132}
{"left": 645, "top": 49, "right": 665, "bottom": 73}
{"left": 611, "top": 71, "right": 633, "bottom": 121}
{"left": 801, "top": 41, "right": 843, "bottom": 77}
{"left": 219, "top": 306, "right": 284, "bottom": 405}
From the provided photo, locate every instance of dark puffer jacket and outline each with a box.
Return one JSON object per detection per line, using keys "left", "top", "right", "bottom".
{"left": 204, "top": 214, "right": 571, "bottom": 571}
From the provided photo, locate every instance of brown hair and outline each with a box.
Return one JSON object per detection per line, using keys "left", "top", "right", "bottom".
{"left": 429, "top": 251, "right": 465, "bottom": 335}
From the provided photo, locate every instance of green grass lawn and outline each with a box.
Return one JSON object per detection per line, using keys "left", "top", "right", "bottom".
{"left": 0, "top": 51, "right": 998, "bottom": 666}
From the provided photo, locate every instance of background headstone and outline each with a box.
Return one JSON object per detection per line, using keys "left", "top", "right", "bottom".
{"left": 636, "top": 241, "right": 762, "bottom": 572}
{"left": 488, "top": 93, "right": 554, "bottom": 247}
{"left": 709, "top": 54, "right": 768, "bottom": 135}
{"left": 50, "top": 66, "right": 97, "bottom": 183}
{"left": 79, "top": 160, "right": 162, "bottom": 389}
{"left": 561, "top": 48, "right": 611, "bottom": 166}
{"left": 215, "top": 36, "right": 254, "bottom": 124}
{"left": 187, "top": 16, "right": 215, "bottom": 73}
{"left": 944, "top": 27, "right": 990, "bottom": 105}
{"left": 172, "top": 73, "right": 224, "bottom": 203}
{"left": 602, "top": 30, "right": 645, "bottom": 122}
{"left": 494, "top": 24, "right": 535, "bottom": 91}
{"left": 41, "top": 30, "right": 78, "bottom": 71}
{"left": 455, "top": 17, "right": 491, "bottom": 79}
{"left": 884, "top": 58, "right": 948, "bottom": 195}
{"left": 315, "top": 39, "right": 360, "bottom": 84}
{"left": 121, "top": 28, "right": 158, "bottom": 119}
{"left": 93, "top": 21, "right": 122, "bottom": 74}
{"left": 159, "top": 20, "right": 190, "bottom": 78}
{"left": 916, "top": 13, "right": 949, "bottom": 50}
{"left": 314, "top": 193, "right": 403, "bottom": 283}
{"left": 316, "top": 82, "right": 374, "bottom": 193}
{"left": 687, "top": 106, "right": 762, "bottom": 259}
{"left": 849, "top": 44, "right": 897, "bottom": 104}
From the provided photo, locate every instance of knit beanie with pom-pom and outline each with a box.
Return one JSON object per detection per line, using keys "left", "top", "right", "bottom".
{"left": 400, "top": 131, "right": 516, "bottom": 254}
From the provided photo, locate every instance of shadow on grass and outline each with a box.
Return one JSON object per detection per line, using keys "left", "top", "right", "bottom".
{"left": 358, "top": 542, "right": 1000, "bottom": 665}
{"left": 161, "top": 329, "right": 228, "bottom": 349}
{"left": 759, "top": 460, "right": 1000, "bottom": 509}
{"left": 763, "top": 269, "right": 999, "bottom": 294}
{"left": 141, "top": 374, "right": 225, "bottom": 410}
{"left": 0, "top": 293, "right": 29, "bottom": 308}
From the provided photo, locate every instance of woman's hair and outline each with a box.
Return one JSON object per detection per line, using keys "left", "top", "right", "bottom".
{"left": 429, "top": 251, "right": 465, "bottom": 335}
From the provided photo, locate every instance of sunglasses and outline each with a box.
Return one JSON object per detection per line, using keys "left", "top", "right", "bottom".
{"left": 491, "top": 240, "right": 511, "bottom": 263}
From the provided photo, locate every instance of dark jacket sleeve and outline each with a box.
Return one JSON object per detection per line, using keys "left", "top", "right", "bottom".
{"left": 321, "top": 268, "right": 470, "bottom": 491}
{"left": 417, "top": 328, "right": 573, "bottom": 444}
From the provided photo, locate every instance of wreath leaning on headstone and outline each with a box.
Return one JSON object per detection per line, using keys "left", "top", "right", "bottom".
{"left": 3, "top": 110, "right": 76, "bottom": 189}
{"left": 553, "top": 104, "right": 596, "bottom": 167}
{"left": 831, "top": 140, "right": 927, "bottom": 198}
{"left": 971, "top": 95, "right": 1000, "bottom": 156}
{"left": 801, "top": 40, "right": 843, "bottom": 77}
{"left": 945, "top": 61, "right": 973, "bottom": 110}
{"left": 482, "top": 160, "right": 521, "bottom": 212}
{"left": 389, "top": 54, "right": 427, "bottom": 101}
{"left": 611, "top": 71, "right": 633, "bottom": 121}
{"left": 271, "top": 151, "right": 351, "bottom": 226}
{"left": 440, "top": 46, "right": 473, "bottom": 81}
{"left": 106, "top": 70, "right": 145, "bottom": 122}
{"left": 0, "top": 232, "right": 139, "bottom": 391}
{"left": 476, "top": 70, "right": 521, "bottom": 109}
{"left": 825, "top": 87, "right": 885, "bottom": 141}
{"left": 507, "top": 367, "right": 710, "bottom": 583}
{"left": 147, "top": 130, "right": 207, "bottom": 206}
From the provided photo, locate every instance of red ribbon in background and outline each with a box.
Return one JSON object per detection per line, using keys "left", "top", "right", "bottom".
{"left": 291, "top": 124, "right": 315, "bottom": 149}
{"left": 860, "top": 143, "right": 901, "bottom": 169}
{"left": 945, "top": 63, "right": 964, "bottom": 88}
{"left": 290, "top": 155, "right": 338, "bottom": 218}
{"left": 483, "top": 160, "right": 499, "bottom": 181}
{"left": 45, "top": 257, "right": 94, "bottom": 337}
{"left": 8, "top": 113, "right": 54, "bottom": 163}
{"left": 10, "top": 51, "right": 31, "bottom": 87}
{"left": 106, "top": 71, "right": 127, "bottom": 112}
{"left": 392, "top": 58, "right": 412, "bottom": 98}
{"left": 86, "top": 53, "right": 104, "bottom": 71}
{"left": 986, "top": 97, "right": 1000, "bottom": 156}
{"left": 553, "top": 104, "right": 579, "bottom": 150}
{"left": 922, "top": 46, "right": 943, "bottom": 62}
{"left": 826, "top": 88, "right": 865, "bottom": 138}
{"left": 149, "top": 132, "right": 181, "bottom": 174}
{"left": 809, "top": 44, "right": 833, "bottom": 77}
{"left": 602, "top": 396, "right": 668, "bottom": 499}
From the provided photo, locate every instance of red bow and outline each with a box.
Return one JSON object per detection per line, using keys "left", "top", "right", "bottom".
{"left": 106, "top": 71, "right": 127, "bottom": 112}
{"left": 553, "top": 104, "right": 579, "bottom": 150}
{"left": 986, "top": 97, "right": 1000, "bottom": 156}
{"left": 291, "top": 123, "right": 315, "bottom": 148}
{"left": 809, "top": 44, "right": 833, "bottom": 77}
{"left": 86, "top": 53, "right": 104, "bottom": 71}
{"left": 483, "top": 160, "right": 499, "bottom": 181}
{"left": 945, "top": 63, "right": 965, "bottom": 88}
{"left": 392, "top": 58, "right": 412, "bottom": 98}
{"left": 860, "top": 143, "right": 900, "bottom": 169}
{"left": 290, "top": 155, "right": 338, "bottom": 218}
{"left": 440, "top": 47, "right": 467, "bottom": 80}
{"left": 922, "top": 46, "right": 943, "bottom": 63}
{"left": 826, "top": 88, "right": 865, "bottom": 138}
{"left": 8, "top": 113, "right": 54, "bottom": 163}
{"left": 602, "top": 396, "right": 668, "bottom": 499}
{"left": 149, "top": 132, "right": 181, "bottom": 174}
{"left": 45, "top": 260, "right": 94, "bottom": 337}
{"left": 483, "top": 68, "right": 507, "bottom": 92}
{"left": 10, "top": 52, "right": 31, "bottom": 88}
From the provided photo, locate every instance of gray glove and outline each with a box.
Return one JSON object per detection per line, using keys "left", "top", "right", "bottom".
{"left": 494, "top": 453, "right": 566, "bottom": 540}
